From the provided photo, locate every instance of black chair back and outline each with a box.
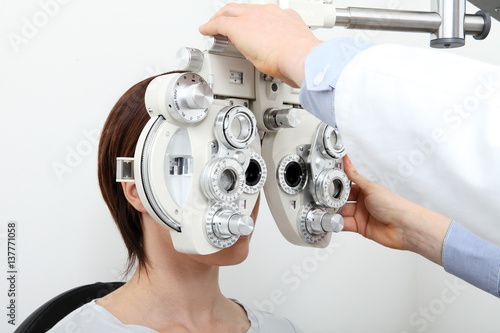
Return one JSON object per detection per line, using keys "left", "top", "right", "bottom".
{"left": 14, "top": 282, "right": 124, "bottom": 333}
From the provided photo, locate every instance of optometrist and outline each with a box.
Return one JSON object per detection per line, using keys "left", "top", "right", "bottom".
{"left": 200, "top": 3, "right": 500, "bottom": 298}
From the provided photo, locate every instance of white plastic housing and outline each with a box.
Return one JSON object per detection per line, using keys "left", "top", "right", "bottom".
{"left": 197, "top": 52, "right": 255, "bottom": 100}
{"left": 134, "top": 97, "right": 261, "bottom": 254}
{"left": 262, "top": 111, "right": 333, "bottom": 247}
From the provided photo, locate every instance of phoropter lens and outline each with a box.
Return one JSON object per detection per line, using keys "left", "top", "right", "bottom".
{"left": 215, "top": 105, "right": 257, "bottom": 149}
{"left": 220, "top": 169, "right": 238, "bottom": 193}
{"left": 232, "top": 114, "right": 252, "bottom": 142}
{"left": 330, "top": 179, "right": 343, "bottom": 199}
{"left": 284, "top": 162, "right": 303, "bottom": 187}
{"left": 245, "top": 159, "right": 262, "bottom": 187}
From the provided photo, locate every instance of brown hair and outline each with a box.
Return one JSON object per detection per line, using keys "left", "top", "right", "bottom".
{"left": 98, "top": 71, "right": 187, "bottom": 275}
{"left": 97, "top": 76, "right": 155, "bottom": 276}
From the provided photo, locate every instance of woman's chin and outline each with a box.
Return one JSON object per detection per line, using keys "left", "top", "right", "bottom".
{"left": 196, "top": 236, "right": 251, "bottom": 267}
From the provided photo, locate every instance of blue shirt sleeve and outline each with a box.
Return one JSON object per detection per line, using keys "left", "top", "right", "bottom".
{"left": 442, "top": 221, "right": 500, "bottom": 297}
{"left": 299, "top": 37, "right": 374, "bottom": 126}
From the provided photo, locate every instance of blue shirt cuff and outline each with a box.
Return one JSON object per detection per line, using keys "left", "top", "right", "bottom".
{"left": 442, "top": 221, "right": 500, "bottom": 297}
{"left": 299, "top": 37, "right": 374, "bottom": 126}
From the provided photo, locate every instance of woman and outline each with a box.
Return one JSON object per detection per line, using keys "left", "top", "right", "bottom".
{"left": 48, "top": 75, "right": 302, "bottom": 332}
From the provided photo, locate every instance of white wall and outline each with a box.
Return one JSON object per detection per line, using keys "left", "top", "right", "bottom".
{"left": 1, "top": 1, "right": 499, "bottom": 332}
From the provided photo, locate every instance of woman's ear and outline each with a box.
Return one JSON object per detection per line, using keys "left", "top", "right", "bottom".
{"left": 121, "top": 182, "right": 147, "bottom": 213}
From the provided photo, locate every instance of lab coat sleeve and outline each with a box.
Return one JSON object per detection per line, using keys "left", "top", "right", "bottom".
{"left": 299, "top": 38, "right": 374, "bottom": 126}
{"left": 443, "top": 221, "right": 500, "bottom": 297}
{"left": 299, "top": 38, "right": 500, "bottom": 297}
{"left": 331, "top": 43, "right": 500, "bottom": 246}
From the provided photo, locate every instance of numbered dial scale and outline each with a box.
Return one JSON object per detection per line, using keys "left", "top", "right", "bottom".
{"left": 243, "top": 151, "right": 267, "bottom": 195}
{"left": 313, "top": 168, "right": 350, "bottom": 209}
{"left": 299, "top": 203, "right": 345, "bottom": 244}
{"left": 205, "top": 201, "right": 254, "bottom": 248}
{"left": 277, "top": 154, "right": 307, "bottom": 195}
{"left": 201, "top": 158, "right": 245, "bottom": 202}
{"left": 145, "top": 73, "right": 213, "bottom": 124}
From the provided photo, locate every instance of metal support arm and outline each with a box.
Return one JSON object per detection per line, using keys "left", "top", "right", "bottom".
{"left": 249, "top": 0, "right": 492, "bottom": 48}
{"left": 335, "top": 7, "right": 490, "bottom": 47}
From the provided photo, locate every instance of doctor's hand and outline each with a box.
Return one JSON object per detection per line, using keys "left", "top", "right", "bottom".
{"left": 341, "top": 156, "right": 452, "bottom": 266}
{"left": 199, "top": 3, "right": 321, "bottom": 87}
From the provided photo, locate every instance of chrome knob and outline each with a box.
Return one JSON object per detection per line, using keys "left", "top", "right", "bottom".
{"left": 203, "top": 35, "right": 229, "bottom": 53}
{"left": 145, "top": 73, "right": 212, "bottom": 123}
{"left": 180, "top": 82, "right": 213, "bottom": 110}
{"left": 213, "top": 210, "right": 254, "bottom": 238}
{"left": 263, "top": 108, "right": 302, "bottom": 131}
{"left": 275, "top": 108, "right": 301, "bottom": 128}
{"left": 176, "top": 47, "right": 204, "bottom": 72}
{"left": 306, "top": 210, "right": 344, "bottom": 234}
{"left": 229, "top": 214, "right": 254, "bottom": 236}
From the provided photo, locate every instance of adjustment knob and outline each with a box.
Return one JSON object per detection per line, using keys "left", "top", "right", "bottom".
{"left": 145, "top": 73, "right": 213, "bottom": 123}
{"left": 306, "top": 210, "right": 344, "bottom": 234}
{"left": 213, "top": 210, "right": 254, "bottom": 238}
{"left": 203, "top": 35, "right": 229, "bottom": 53}
{"left": 180, "top": 82, "right": 213, "bottom": 110}
{"left": 275, "top": 108, "right": 301, "bottom": 128}
{"left": 229, "top": 214, "right": 254, "bottom": 236}
{"left": 176, "top": 47, "right": 204, "bottom": 72}
{"left": 263, "top": 108, "right": 302, "bottom": 131}
{"left": 203, "top": 35, "right": 242, "bottom": 56}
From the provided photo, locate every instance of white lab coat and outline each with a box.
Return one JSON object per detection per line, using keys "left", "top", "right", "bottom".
{"left": 335, "top": 44, "right": 500, "bottom": 246}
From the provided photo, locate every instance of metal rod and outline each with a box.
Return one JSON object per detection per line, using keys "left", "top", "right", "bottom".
{"left": 464, "top": 15, "right": 487, "bottom": 34}
{"left": 335, "top": 7, "right": 484, "bottom": 35}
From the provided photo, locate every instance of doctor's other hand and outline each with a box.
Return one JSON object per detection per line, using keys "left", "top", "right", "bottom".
{"left": 199, "top": 3, "right": 321, "bottom": 87}
{"left": 341, "top": 156, "right": 452, "bottom": 266}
